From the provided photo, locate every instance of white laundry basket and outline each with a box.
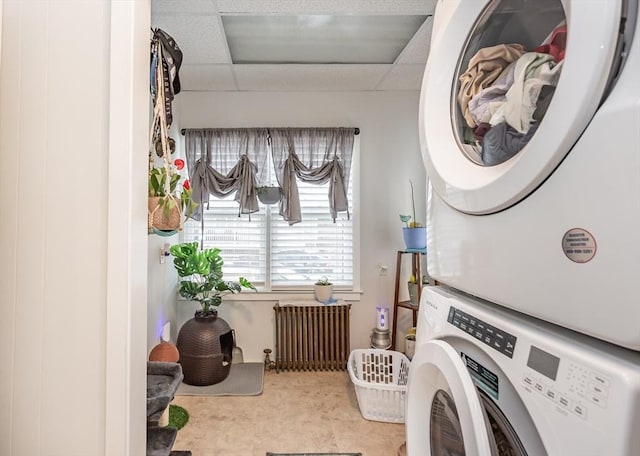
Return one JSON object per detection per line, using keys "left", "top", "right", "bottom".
{"left": 347, "top": 349, "right": 411, "bottom": 423}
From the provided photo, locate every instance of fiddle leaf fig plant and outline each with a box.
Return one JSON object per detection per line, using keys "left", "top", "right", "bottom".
{"left": 170, "top": 242, "right": 256, "bottom": 315}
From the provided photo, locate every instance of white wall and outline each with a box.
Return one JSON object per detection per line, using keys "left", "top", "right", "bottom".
{"left": 158, "top": 91, "right": 426, "bottom": 361}
{"left": 0, "top": 2, "right": 149, "bottom": 454}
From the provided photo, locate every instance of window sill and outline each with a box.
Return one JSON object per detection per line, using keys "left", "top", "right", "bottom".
{"left": 177, "top": 289, "right": 363, "bottom": 302}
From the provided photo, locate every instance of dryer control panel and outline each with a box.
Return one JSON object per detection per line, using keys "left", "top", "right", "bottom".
{"left": 448, "top": 307, "right": 517, "bottom": 358}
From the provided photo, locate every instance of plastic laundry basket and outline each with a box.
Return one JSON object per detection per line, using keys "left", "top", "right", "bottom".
{"left": 347, "top": 349, "right": 411, "bottom": 423}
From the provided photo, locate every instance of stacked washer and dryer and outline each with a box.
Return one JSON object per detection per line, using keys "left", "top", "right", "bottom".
{"left": 407, "top": 0, "right": 640, "bottom": 454}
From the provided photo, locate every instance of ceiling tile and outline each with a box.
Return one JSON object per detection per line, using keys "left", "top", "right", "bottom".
{"left": 233, "top": 64, "right": 390, "bottom": 91}
{"left": 223, "top": 15, "right": 427, "bottom": 64}
{"left": 151, "top": 14, "right": 229, "bottom": 65}
{"left": 152, "top": 0, "right": 217, "bottom": 14}
{"left": 150, "top": 0, "right": 436, "bottom": 92}
{"left": 216, "top": 0, "right": 436, "bottom": 15}
{"left": 375, "top": 65, "right": 425, "bottom": 91}
{"left": 179, "top": 65, "right": 237, "bottom": 91}
{"left": 397, "top": 16, "right": 434, "bottom": 64}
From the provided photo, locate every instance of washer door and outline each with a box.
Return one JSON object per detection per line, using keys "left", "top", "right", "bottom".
{"left": 406, "top": 340, "right": 498, "bottom": 455}
{"left": 419, "top": 0, "right": 625, "bottom": 214}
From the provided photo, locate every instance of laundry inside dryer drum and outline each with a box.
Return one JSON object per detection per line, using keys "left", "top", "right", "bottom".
{"left": 453, "top": 0, "right": 566, "bottom": 166}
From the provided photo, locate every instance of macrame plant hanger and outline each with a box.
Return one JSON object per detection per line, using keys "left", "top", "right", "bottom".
{"left": 148, "top": 42, "right": 183, "bottom": 233}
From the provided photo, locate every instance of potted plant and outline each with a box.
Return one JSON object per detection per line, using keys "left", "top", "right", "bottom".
{"left": 169, "top": 241, "right": 255, "bottom": 385}
{"left": 256, "top": 185, "right": 282, "bottom": 205}
{"left": 148, "top": 157, "right": 198, "bottom": 233}
{"left": 314, "top": 276, "right": 333, "bottom": 303}
{"left": 399, "top": 180, "right": 427, "bottom": 250}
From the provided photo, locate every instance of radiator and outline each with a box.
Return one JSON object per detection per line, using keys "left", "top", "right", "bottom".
{"left": 273, "top": 303, "right": 351, "bottom": 372}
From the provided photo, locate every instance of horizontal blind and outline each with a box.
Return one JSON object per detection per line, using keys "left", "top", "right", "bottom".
{"left": 271, "top": 179, "right": 353, "bottom": 288}
{"left": 182, "top": 135, "right": 354, "bottom": 289}
{"left": 182, "top": 197, "right": 267, "bottom": 284}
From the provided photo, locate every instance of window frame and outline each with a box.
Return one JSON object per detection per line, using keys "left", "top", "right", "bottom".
{"left": 179, "top": 135, "right": 362, "bottom": 302}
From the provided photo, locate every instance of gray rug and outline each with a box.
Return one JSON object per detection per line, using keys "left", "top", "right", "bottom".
{"left": 177, "top": 362, "right": 264, "bottom": 396}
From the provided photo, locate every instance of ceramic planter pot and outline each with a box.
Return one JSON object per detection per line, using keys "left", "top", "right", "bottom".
{"left": 405, "top": 334, "right": 416, "bottom": 360}
{"left": 402, "top": 227, "right": 427, "bottom": 250}
{"left": 257, "top": 186, "right": 282, "bottom": 205}
{"left": 314, "top": 284, "right": 333, "bottom": 302}
{"left": 408, "top": 282, "right": 419, "bottom": 306}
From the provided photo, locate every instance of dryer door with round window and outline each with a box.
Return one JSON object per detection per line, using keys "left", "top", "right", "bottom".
{"left": 420, "top": 0, "right": 627, "bottom": 214}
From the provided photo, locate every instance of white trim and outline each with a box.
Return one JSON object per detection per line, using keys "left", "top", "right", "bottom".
{"left": 0, "top": 0, "right": 3, "bottom": 66}
{"left": 105, "top": 1, "right": 149, "bottom": 454}
{"left": 179, "top": 289, "right": 363, "bottom": 302}
{"left": 351, "top": 134, "right": 361, "bottom": 292}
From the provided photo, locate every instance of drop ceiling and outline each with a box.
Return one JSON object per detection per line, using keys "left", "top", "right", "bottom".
{"left": 151, "top": 0, "right": 436, "bottom": 92}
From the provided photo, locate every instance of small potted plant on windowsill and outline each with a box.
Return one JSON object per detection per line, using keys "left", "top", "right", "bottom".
{"left": 399, "top": 180, "right": 426, "bottom": 250}
{"left": 314, "top": 276, "right": 333, "bottom": 303}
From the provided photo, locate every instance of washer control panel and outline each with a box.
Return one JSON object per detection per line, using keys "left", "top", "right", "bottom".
{"left": 522, "top": 359, "right": 611, "bottom": 422}
{"left": 448, "top": 307, "right": 517, "bottom": 358}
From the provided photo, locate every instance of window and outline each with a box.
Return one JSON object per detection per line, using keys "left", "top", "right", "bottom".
{"left": 182, "top": 139, "right": 357, "bottom": 291}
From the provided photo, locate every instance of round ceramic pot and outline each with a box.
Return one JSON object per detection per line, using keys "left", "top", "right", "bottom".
{"left": 402, "top": 227, "right": 427, "bottom": 250}
{"left": 257, "top": 186, "right": 282, "bottom": 205}
{"left": 314, "top": 284, "right": 333, "bottom": 302}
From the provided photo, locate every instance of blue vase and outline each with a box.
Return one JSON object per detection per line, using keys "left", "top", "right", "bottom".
{"left": 403, "top": 227, "right": 427, "bottom": 250}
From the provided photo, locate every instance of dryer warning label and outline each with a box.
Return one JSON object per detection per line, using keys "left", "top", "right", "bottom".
{"left": 461, "top": 352, "right": 499, "bottom": 401}
{"left": 562, "top": 228, "right": 597, "bottom": 263}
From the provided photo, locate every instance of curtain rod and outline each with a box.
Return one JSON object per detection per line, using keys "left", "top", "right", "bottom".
{"left": 180, "top": 127, "right": 360, "bottom": 135}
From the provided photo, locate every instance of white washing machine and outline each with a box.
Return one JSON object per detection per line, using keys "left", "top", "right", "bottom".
{"left": 420, "top": 0, "right": 640, "bottom": 349}
{"left": 406, "top": 286, "right": 640, "bottom": 455}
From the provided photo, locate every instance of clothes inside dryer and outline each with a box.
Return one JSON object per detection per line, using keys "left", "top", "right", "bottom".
{"left": 454, "top": 0, "right": 567, "bottom": 166}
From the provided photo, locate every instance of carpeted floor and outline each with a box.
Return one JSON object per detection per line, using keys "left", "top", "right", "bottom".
{"left": 172, "top": 370, "right": 405, "bottom": 455}
{"left": 266, "top": 453, "right": 362, "bottom": 455}
{"left": 267, "top": 453, "right": 362, "bottom": 455}
{"left": 176, "top": 362, "right": 264, "bottom": 396}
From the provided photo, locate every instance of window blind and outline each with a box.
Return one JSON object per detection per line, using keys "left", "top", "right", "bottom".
{"left": 182, "top": 149, "right": 354, "bottom": 290}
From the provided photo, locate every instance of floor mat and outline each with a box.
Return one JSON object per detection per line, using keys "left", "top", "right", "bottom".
{"left": 266, "top": 453, "right": 362, "bottom": 455}
{"left": 176, "top": 362, "right": 263, "bottom": 396}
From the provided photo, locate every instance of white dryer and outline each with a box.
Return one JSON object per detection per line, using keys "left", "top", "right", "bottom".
{"left": 406, "top": 286, "right": 640, "bottom": 455}
{"left": 420, "top": 0, "right": 640, "bottom": 349}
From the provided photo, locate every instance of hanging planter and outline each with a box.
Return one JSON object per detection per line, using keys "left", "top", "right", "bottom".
{"left": 257, "top": 186, "right": 282, "bottom": 205}
{"left": 148, "top": 195, "right": 181, "bottom": 232}
{"left": 147, "top": 164, "right": 196, "bottom": 234}
{"left": 148, "top": 31, "right": 196, "bottom": 236}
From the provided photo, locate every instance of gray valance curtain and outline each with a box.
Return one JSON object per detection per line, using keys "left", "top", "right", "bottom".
{"left": 184, "top": 127, "right": 355, "bottom": 224}
{"left": 185, "top": 128, "right": 269, "bottom": 219}
{"left": 269, "top": 128, "right": 355, "bottom": 225}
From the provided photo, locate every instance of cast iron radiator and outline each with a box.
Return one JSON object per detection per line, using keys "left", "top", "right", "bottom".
{"left": 273, "top": 303, "right": 351, "bottom": 372}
